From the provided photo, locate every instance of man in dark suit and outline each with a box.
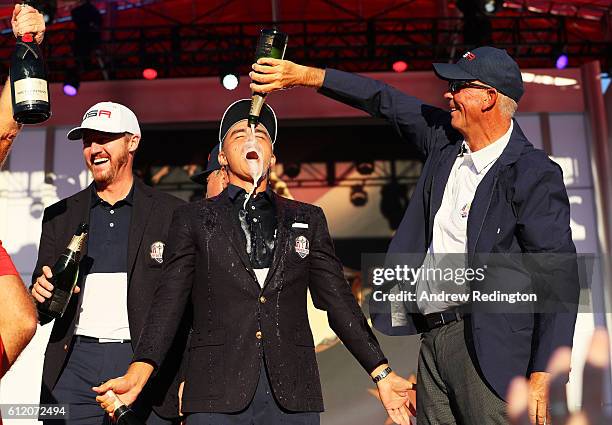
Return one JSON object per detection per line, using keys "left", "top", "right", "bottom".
{"left": 31, "top": 102, "right": 186, "bottom": 424}
{"left": 96, "top": 99, "right": 414, "bottom": 425}
{"left": 249, "top": 47, "right": 579, "bottom": 425}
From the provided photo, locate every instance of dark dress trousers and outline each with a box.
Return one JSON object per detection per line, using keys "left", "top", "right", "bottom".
{"left": 133, "top": 190, "right": 387, "bottom": 414}
{"left": 33, "top": 179, "right": 187, "bottom": 419}
{"left": 319, "top": 68, "right": 579, "bottom": 400}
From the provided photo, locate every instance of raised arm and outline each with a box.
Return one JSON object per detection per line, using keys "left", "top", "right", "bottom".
{"left": 250, "top": 58, "right": 450, "bottom": 156}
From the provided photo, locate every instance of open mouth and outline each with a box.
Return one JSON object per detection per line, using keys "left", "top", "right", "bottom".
{"left": 93, "top": 157, "right": 110, "bottom": 165}
{"left": 246, "top": 151, "right": 259, "bottom": 160}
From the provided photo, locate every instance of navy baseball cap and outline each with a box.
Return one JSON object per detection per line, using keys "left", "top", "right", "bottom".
{"left": 219, "top": 99, "right": 277, "bottom": 147}
{"left": 191, "top": 144, "right": 221, "bottom": 185}
{"left": 433, "top": 46, "right": 524, "bottom": 102}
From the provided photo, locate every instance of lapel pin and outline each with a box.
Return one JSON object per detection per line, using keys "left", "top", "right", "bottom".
{"left": 150, "top": 241, "right": 165, "bottom": 264}
{"left": 294, "top": 235, "right": 310, "bottom": 258}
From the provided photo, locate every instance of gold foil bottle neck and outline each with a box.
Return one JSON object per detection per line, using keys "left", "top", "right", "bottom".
{"left": 67, "top": 232, "right": 87, "bottom": 253}
{"left": 249, "top": 94, "right": 265, "bottom": 119}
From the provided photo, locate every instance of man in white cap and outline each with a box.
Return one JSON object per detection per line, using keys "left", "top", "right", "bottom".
{"left": 31, "top": 102, "right": 187, "bottom": 425}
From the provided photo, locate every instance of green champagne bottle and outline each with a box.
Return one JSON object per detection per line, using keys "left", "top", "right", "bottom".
{"left": 37, "top": 223, "right": 88, "bottom": 319}
{"left": 249, "top": 28, "right": 288, "bottom": 127}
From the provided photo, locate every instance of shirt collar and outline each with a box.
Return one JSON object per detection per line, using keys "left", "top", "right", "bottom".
{"left": 228, "top": 184, "right": 274, "bottom": 204}
{"left": 90, "top": 183, "right": 135, "bottom": 208}
{"left": 465, "top": 120, "right": 514, "bottom": 174}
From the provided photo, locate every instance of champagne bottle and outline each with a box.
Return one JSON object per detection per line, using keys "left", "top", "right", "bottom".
{"left": 37, "top": 223, "right": 88, "bottom": 319}
{"left": 249, "top": 28, "right": 288, "bottom": 127}
{"left": 106, "top": 389, "right": 146, "bottom": 425}
{"left": 10, "top": 2, "right": 51, "bottom": 124}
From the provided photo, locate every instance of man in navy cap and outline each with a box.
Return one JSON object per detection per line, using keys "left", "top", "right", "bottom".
{"left": 190, "top": 144, "right": 228, "bottom": 198}
{"left": 96, "top": 99, "right": 415, "bottom": 425}
{"left": 249, "top": 47, "right": 579, "bottom": 425}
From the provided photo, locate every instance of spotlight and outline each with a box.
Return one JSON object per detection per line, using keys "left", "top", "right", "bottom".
{"left": 63, "top": 69, "right": 80, "bottom": 96}
{"left": 221, "top": 72, "right": 239, "bottom": 90}
{"left": 350, "top": 185, "right": 368, "bottom": 207}
{"left": 555, "top": 54, "right": 568, "bottom": 70}
{"left": 392, "top": 60, "right": 408, "bottom": 73}
{"left": 480, "top": 0, "right": 502, "bottom": 15}
{"left": 356, "top": 161, "right": 375, "bottom": 175}
{"left": 143, "top": 68, "right": 158, "bottom": 80}
{"left": 283, "top": 163, "right": 301, "bottom": 179}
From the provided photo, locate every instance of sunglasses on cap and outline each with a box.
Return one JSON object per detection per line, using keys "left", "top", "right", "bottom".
{"left": 448, "top": 80, "right": 495, "bottom": 94}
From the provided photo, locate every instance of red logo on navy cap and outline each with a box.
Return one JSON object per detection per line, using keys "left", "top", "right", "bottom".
{"left": 463, "top": 52, "right": 476, "bottom": 61}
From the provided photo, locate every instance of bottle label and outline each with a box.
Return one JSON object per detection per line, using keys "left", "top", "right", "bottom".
{"left": 14, "top": 78, "right": 49, "bottom": 104}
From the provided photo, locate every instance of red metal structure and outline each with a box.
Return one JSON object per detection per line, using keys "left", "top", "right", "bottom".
{"left": 0, "top": 0, "right": 609, "bottom": 82}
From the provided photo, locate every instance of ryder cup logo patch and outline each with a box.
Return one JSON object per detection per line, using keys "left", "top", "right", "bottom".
{"left": 150, "top": 241, "right": 165, "bottom": 264}
{"left": 294, "top": 236, "right": 310, "bottom": 259}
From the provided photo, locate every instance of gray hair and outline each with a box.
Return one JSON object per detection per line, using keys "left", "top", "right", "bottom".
{"left": 498, "top": 93, "right": 518, "bottom": 118}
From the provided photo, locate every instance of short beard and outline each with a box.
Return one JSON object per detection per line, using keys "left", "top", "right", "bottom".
{"left": 90, "top": 148, "right": 130, "bottom": 188}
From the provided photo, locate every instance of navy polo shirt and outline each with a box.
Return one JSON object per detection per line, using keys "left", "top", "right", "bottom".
{"left": 87, "top": 184, "right": 134, "bottom": 274}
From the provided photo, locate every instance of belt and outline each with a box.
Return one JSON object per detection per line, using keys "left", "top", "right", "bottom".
{"left": 423, "top": 310, "right": 464, "bottom": 331}
{"left": 74, "top": 335, "right": 131, "bottom": 344}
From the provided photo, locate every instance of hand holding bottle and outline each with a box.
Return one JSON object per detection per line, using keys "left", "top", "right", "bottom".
{"left": 11, "top": 4, "right": 45, "bottom": 45}
{"left": 31, "top": 266, "right": 80, "bottom": 304}
{"left": 249, "top": 58, "right": 325, "bottom": 93}
{"left": 94, "top": 361, "right": 155, "bottom": 416}
{"left": 99, "top": 387, "right": 147, "bottom": 425}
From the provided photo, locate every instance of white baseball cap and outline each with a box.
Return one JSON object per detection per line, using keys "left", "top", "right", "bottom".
{"left": 67, "top": 101, "right": 141, "bottom": 141}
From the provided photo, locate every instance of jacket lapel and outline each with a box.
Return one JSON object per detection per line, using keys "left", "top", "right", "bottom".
{"left": 127, "top": 180, "right": 154, "bottom": 283}
{"left": 67, "top": 185, "right": 93, "bottom": 259}
{"left": 263, "top": 194, "right": 289, "bottom": 288}
{"left": 467, "top": 120, "right": 526, "bottom": 260}
{"left": 217, "top": 190, "right": 258, "bottom": 284}
{"left": 466, "top": 162, "right": 501, "bottom": 262}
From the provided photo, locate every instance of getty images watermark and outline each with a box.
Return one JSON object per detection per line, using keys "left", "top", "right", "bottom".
{"left": 370, "top": 263, "right": 538, "bottom": 305}
{"left": 363, "top": 253, "right": 590, "bottom": 314}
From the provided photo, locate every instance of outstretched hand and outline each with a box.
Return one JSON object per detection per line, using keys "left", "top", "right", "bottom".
{"left": 376, "top": 370, "right": 416, "bottom": 425}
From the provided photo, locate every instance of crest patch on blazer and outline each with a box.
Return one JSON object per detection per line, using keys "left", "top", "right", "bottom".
{"left": 150, "top": 241, "right": 165, "bottom": 263}
{"left": 294, "top": 235, "right": 310, "bottom": 258}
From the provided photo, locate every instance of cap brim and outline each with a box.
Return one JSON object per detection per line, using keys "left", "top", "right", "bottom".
{"left": 432, "top": 63, "right": 476, "bottom": 81}
{"left": 190, "top": 171, "right": 210, "bottom": 185}
{"left": 67, "top": 127, "right": 84, "bottom": 140}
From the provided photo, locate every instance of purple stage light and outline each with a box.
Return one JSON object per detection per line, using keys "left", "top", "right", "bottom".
{"left": 63, "top": 84, "right": 78, "bottom": 96}
{"left": 556, "top": 54, "right": 568, "bottom": 70}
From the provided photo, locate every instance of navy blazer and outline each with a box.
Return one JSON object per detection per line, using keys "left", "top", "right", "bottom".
{"left": 320, "top": 69, "right": 579, "bottom": 399}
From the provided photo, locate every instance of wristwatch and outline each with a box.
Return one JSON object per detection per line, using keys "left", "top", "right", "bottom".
{"left": 372, "top": 366, "right": 393, "bottom": 383}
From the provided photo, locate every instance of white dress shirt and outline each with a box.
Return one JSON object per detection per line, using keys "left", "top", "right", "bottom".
{"left": 416, "top": 121, "right": 514, "bottom": 315}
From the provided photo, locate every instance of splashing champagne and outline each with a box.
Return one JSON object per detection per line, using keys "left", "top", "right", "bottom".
{"left": 249, "top": 28, "right": 288, "bottom": 130}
